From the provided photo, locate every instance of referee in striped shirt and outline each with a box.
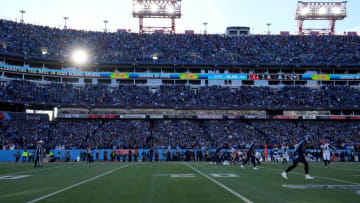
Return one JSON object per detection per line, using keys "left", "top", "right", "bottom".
{"left": 34, "top": 140, "right": 43, "bottom": 167}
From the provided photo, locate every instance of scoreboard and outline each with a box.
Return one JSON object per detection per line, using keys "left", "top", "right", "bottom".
{"left": 248, "top": 74, "right": 300, "bottom": 80}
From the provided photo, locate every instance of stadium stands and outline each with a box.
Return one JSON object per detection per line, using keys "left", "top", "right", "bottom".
{"left": 0, "top": 119, "right": 358, "bottom": 150}
{"left": 1, "top": 19, "right": 360, "bottom": 65}
{"left": 0, "top": 20, "right": 359, "bottom": 157}
{"left": 1, "top": 80, "right": 360, "bottom": 108}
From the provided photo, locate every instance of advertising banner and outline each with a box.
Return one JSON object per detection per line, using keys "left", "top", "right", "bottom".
{"left": 3, "top": 64, "right": 360, "bottom": 81}
{"left": 273, "top": 115, "right": 298, "bottom": 119}
{"left": 114, "top": 149, "right": 138, "bottom": 155}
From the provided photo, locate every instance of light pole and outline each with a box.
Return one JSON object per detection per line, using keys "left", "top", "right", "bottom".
{"left": 266, "top": 23, "right": 271, "bottom": 35}
{"left": 203, "top": 22, "right": 208, "bottom": 35}
{"left": 63, "top": 17, "right": 69, "bottom": 29}
{"left": 104, "top": 20, "right": 108, "bottom": 32}
{"left": 20, "top": 10, "right": 26, "bottom": 23}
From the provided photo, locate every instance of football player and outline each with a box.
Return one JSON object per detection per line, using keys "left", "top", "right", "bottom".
{"left": 281, "top": 138, "right": 315, "bottom": 180}
{"left": 281, "top": 144, "right": 288, "bottom": 164}
{"left": 321, "top": 140, "right": 336, "bottom": 168}
{"left": 240, "top": 143, "right": 258, "bottom": 170}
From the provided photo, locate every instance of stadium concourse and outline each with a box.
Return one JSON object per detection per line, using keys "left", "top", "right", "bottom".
{"left": 1, "top": 18, "right": 360, "bottom": 203}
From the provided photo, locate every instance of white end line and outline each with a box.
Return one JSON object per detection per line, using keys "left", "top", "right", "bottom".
{"left": 27, "top": 164, "right": 130, "bottom": 203}
{"left": 185, "top": 164, "right": 253, "bottom": 203}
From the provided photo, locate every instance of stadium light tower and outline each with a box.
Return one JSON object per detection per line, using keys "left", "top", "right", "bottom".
{"left": 266, "top": 23, "right": 271, "bottom": 35}
{"left": 203, "top": 22, "right": 208, "bottom": 35}
{"left": 132, "top": 0, "right": 182, "bottom": 34}
{"left": 20, "top": 10, "right": 26, "bottom": 23}
{"left": 296, "top": 1, "right": 347, "bottom": 35}
{"left": 63, "top": 17, "right": 69, "bottom": 29}
{"left": 104, "top": 20, "right": 108, "bottom": 32}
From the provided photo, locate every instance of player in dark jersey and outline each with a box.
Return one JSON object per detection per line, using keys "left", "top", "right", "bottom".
{"left": 87, "top": 147, "right": 92, "bottom": 163}
{"left": 281, "top": 139, "right": 314, "bottom": 180}
{"left": 240, "top": 143, "right": 258, "bottom": 170}
{"left": 215, "top": 146, "right": 223, "bottom": 164}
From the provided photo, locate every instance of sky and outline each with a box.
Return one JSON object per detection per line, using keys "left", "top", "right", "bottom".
{"left": 0, "top": 0, "right": 359, "bottom": 34}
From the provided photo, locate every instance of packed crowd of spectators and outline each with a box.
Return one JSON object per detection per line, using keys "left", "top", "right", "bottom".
{"left": 1, "top": 19, "right": 360, "bottom": 64}
{"left": 1, "top": 80, "right": 360, "bottom": 108}
{"left": 1, "top": 119, "right": 359, "bottom": 150}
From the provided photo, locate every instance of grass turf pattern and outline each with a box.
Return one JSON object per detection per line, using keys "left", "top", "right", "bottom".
{"left": 0, "top": 162, "right": 359, "bottom": 203}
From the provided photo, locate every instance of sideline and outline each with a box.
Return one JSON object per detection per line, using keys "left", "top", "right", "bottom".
{"left": 311, "top": 165, "right": 360, "bottom": 173}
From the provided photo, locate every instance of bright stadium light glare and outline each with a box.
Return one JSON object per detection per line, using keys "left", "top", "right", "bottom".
{"left": 300, "top": 7, "right": 310, "bottom": 16}
{"left": 72, "top": 49, "right": 88, "bottom": 65}
{"left": 167, "top": 6, "right": 175, "bottom": 14}
{"left": 332, "top": 7, "right": 341, "bottom": 15}
{"left": 318, "top": 7, "right": 327, "bottom": 15}
{"left": 151, "top": 5, "right": 158, "bottom": 12}
{"left": 134, "top": 4, "right": 143, "bottom": 12}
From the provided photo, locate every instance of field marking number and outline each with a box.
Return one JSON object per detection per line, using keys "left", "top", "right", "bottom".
{"left": 0, "top": 175, "right": 32, "bottom": 180}
{"left": 211, "top": 173, "right": 239, "bottom": 178}
{"left": 170, "top": 174, "right": 195, "bottom": 178}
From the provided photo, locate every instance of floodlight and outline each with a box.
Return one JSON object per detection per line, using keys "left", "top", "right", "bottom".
{"left": 132, "top": 0, "right": 182, "bottom": 34}
{"left": 134, "top": 4, "right": 143, "bottom": 12}
{"left": 167, "top": 6, "right": 175, "bottom": 14}
{"left": 296, "top": 1, "right": 347, "bottom": 35}
{"left": 332, "top": 7, "right": 341, "bottom": 15}
{"left": 151, "top": 5, "right": 158, "bottom": 12}
{"left": 72, "top": 49, "right": 88, "bottom": 65}
{"left": 318, "top": 7, "right": 327, "bottom": 15}
{"left": 300, "top": 7, "right": 310, "bottom": 15}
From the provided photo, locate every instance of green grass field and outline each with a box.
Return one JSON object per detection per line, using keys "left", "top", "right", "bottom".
{"left": 0, "top": 161, "right": 360, "bottom": 203}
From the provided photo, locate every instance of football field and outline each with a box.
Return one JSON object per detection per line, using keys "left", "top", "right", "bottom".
{"left": 0, "top": 161, "right": 360, "bottom": 203}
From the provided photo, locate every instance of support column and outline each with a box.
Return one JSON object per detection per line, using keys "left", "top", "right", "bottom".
{"left": 329, "top": 20, "right": 336, "bottom": 35}
{"left": 139, "top": 17, "right": 143, "bottom": 34}
{"left": 171, "top": 18, "right": 175, "bottom": 34}
{"left": 297, "top": 20, "right": 304, "bottom": 35}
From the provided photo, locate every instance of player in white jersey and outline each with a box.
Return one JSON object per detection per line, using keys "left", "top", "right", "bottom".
{"left": 281, "top": 145, "right": 288, "bottom": 164}
{"left": 255, "top": 151, "right": 261, "bottom": 165}
{"left": 320, "top": 140, "right": 335, "bottom": 168}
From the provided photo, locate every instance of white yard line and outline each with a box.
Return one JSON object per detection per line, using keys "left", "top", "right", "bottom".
{"left": 27, "top": 164, "right": 131, "bottom": 203}
{"left": 311, "top": 165, "right": 360, "bottom": 173}
{"left": 282, "top": 184, "right": 360, "bottom": 189}
{"left": 259, "top": 166, "right": 360, "bottom": 185}
{"left": 185, "top": 164, "right": 253, "bottom": 203}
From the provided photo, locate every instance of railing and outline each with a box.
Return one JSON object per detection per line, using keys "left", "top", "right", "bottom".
{"left": 1, "top": 98, "right": 360, "bottom": 110}
{"left": 1, "top": 51, "right": 360, "bottom": 67}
